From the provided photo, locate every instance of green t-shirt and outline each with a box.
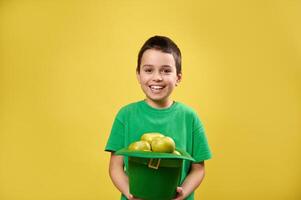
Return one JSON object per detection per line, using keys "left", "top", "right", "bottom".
{"left": 105, "top": 100, "right": 212, "bottom": 200}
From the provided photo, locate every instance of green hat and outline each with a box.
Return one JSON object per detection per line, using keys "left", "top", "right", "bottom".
{"left": 115, "top": 148, "right": 195, "bottom": 200}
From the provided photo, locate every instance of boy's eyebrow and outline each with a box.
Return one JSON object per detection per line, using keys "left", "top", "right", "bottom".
{"left": 161, "top": 65, "right": 172, "bottom": 68}
{"left": 142, "top": 64, "right": 154, "bottom": 68}
{"left": 142, "top": 64, "right": 173, "bottom": 68}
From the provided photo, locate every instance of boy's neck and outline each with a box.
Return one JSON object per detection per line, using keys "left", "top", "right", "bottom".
{"left": 145, "top": 98, "right": 174, "bottom": 109}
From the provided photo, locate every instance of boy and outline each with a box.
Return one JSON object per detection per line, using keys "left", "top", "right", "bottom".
{"left": 105, "top": 36, "right": 212, "bottom": 200}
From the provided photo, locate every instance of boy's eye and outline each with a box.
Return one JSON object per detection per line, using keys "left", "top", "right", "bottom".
{"left": 144, "top": 69, "right": 152, "bottom": 73}
{"left": 162, "top": 69, "right": 172, "bottom": 73}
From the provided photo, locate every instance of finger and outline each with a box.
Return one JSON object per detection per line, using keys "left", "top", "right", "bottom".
{"left": 128, "top": 194, "right": 135, "bottom": 200}
{"left": 128, "top": 194, "right": 142, "bottom": 200}
{"left": 177, "top": 187, "right": 183, "bottom": 194}
{"left": 172, "top": 187, "right": 184, "bottom": 200}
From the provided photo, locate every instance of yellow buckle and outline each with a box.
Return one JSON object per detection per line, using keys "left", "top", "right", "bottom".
{"left": 148, "top": 158, "right": 161, "bottom": 169}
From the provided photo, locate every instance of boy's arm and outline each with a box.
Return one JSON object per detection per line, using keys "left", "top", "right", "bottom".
{"left": 173, "top": 161, "right": 205, "bottom": 200}
{"left": 108, "top": 152, "right": 141, "bottom": 200}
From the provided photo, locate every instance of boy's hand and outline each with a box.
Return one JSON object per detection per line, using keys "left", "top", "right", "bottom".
{"left": 127, "top": 194, "right": 143, "bottom": 200}
{"left": 172, "top": 187, "right": 185, "bottom": 200}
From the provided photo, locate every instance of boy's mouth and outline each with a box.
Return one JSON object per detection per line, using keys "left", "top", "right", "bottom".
{"left": 149, "top": 85, "right": 165, "bottom": 92}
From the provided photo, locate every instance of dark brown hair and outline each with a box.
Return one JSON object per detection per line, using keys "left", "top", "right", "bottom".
{"left": 137, "top": 36, "right": 182, "bottom": 75}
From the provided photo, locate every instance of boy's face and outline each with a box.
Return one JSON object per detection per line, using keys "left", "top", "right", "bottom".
{"left": 137, "top": 49, "right": 181, "bottom": 107}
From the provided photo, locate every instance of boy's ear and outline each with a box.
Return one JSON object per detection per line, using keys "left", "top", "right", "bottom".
{"left": 176, "top": 73, "right": 182, "bottom": 86}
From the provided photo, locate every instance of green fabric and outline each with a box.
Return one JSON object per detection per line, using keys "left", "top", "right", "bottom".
{"left": 115, "top": 147, "right": 195, "bottom": 161}
{"left": 105, "top": 100, "right": 212, "bottom": 200}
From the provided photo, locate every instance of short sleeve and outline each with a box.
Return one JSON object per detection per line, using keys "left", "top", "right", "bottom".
{"left": 192, "top": 114, "right": 212, "bottom": 162}
{"left": 105, "top": 116, "right": 125, "bottom": 152}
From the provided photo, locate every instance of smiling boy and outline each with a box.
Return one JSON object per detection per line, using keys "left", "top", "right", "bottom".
{"left": 137, "top": 48, "right": 180, "bottom": 109}
{"left": 105, "top": 36, "right": 212, "bottom": 200}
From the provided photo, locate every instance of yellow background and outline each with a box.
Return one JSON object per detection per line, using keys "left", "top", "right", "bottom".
{"left": 1, "top": 0, "right": 300, "bottom": 199}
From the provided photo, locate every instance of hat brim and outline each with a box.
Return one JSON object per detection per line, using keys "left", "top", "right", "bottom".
{"left": 115, "top": 148, "right": 195, "bottom": 162}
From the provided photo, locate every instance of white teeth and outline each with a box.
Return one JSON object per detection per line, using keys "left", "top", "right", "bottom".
{"left": 150, "top": 85, "right": 163, "bottom": 90}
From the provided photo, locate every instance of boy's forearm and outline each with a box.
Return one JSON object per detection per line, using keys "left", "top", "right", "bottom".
{"left": 180, "top": 162, "right": 205, "bottom": 198}
{"left": 109, "top": 154, "right": 131, "bottom": 198}
{"left": 110, "top": 166, "right": 130, "bottom": 197}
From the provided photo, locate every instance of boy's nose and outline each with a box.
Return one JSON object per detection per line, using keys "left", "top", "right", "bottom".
{"left": 152, "top": 72, "right": 163, "bottom": 81}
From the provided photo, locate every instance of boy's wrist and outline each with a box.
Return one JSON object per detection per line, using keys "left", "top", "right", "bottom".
{"left": 124, "top": 193, "right": 131, "bottom": 199}
{"left": 175, "top": 186, "right": 188, "bottom": 200}
{"left": 181, "top": 187, "right": 188, "bottom": 199}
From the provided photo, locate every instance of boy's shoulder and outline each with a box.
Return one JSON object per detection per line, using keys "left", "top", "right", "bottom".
{"left": 175, "top": 101, "right": 198, "bottom": 115}
{"left": 116, "top": 100, "right": 142, "bottom": 115}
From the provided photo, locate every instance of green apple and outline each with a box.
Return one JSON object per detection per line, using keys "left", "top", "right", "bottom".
{"left": 128, "top": 140, "right": 151, "bottom": 151}
{"left": 172, "top": 150, "right": 181, "bottom": 155}
{"left": 151, "top": 136, "right": 176, "bottom": 153}
{"left": 141, "top": 133, "right": 164, "bottom": 144}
